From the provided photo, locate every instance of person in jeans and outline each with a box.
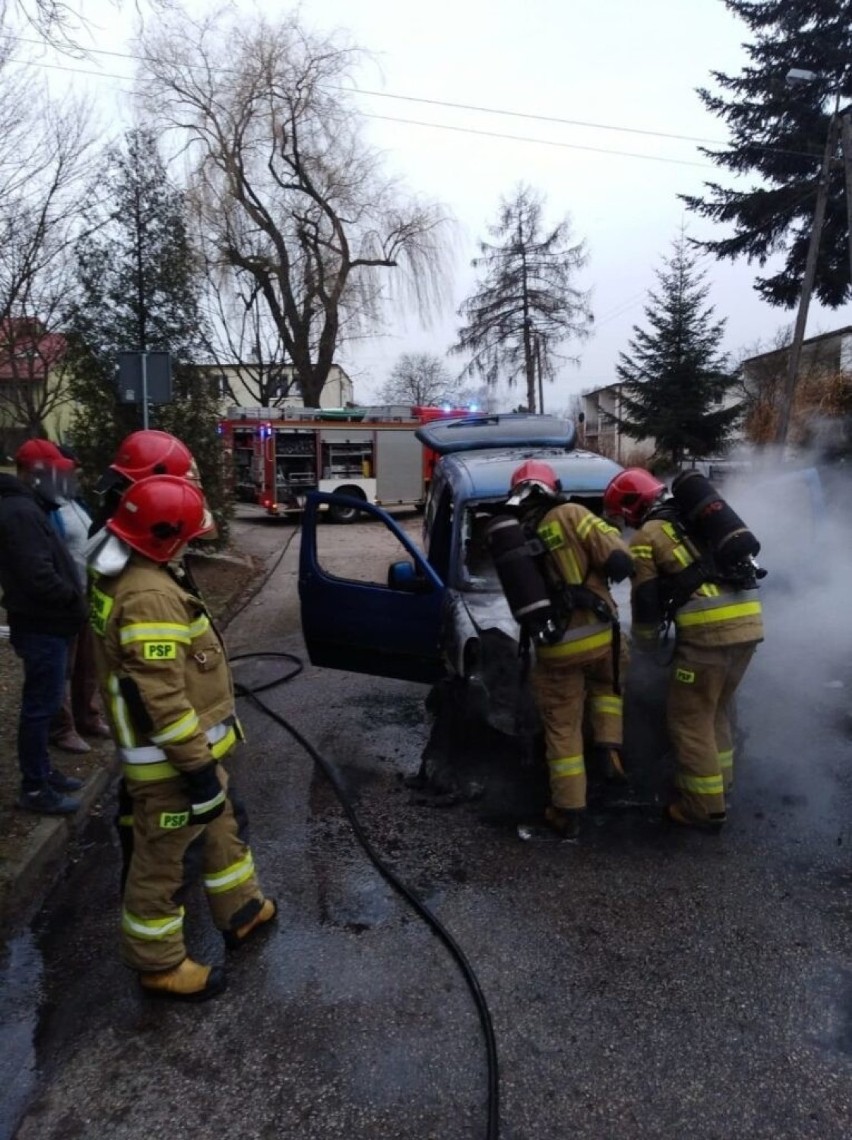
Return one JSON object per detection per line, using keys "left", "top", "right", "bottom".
{"left": 0, "top": 439, "right": 88, "bottom": 814}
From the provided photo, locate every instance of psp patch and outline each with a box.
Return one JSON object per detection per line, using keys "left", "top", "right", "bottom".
{"left": 160, "top": 811, "right": 190, "bottom": 829}
{"left": 144, "top": 641, "right": 177, "bottom": 660}
{"left": 675, "top": 668, "right": 695, "bottom": 684}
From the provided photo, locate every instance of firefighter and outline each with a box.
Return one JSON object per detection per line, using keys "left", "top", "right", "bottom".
{"left": 87, "top": 429, "right": 196, "bottom": 538}
{"left": 505, "top": 460, "right": 635, "bottom": 840}
{"left": 603, "top": 467, "right": 764, "bottom": 833}
{"left": 89, "top": 474, "right": 275, "bottom": 1001}
{"left": 85, "top": 429, "right": 227, "bottom": 884}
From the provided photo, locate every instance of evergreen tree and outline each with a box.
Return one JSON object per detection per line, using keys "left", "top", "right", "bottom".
{"left": 452, "top": 185, "right": 592, "bottom": 412}
{"left": 65, "top": 128, "right": 228, "bottom": 537}
{"left": 610, "top": 235, "right": 742, "bottom": 469}
{"left": 682, "top": 0, "right": 852, "bottom": 309}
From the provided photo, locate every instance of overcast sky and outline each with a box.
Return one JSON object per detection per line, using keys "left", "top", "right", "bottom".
{"left": 36, "top": 0, "right": 852, "bottom": 408}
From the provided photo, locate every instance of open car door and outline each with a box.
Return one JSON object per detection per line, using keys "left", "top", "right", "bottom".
{"left": 299, "top": 492, "right": 446, "bottom": 684}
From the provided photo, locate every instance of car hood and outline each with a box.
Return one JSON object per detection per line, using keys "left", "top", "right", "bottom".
{"left": 461, "top": 588, "right": 519, "bottom": 640}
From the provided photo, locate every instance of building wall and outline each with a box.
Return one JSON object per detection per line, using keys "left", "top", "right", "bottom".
{"left": 205, "top": 363, "right": 354, "bottom": 413}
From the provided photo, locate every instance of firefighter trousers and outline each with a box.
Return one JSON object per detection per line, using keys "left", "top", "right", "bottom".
{"left": 667, "top": 642, "right": 757, "bottom": 823}
{"left": 121, "top": 763, "right": 265, "bottom": 972}
{"left": 531, "top": 644, "right": 627, "bottom": 811}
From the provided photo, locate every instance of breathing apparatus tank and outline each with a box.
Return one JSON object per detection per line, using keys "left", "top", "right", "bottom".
{"left": 484, "top": 514, "right": 563, "bottom": 644}
{"left": 670, "top": 470, "right": 761, "bottom": 577}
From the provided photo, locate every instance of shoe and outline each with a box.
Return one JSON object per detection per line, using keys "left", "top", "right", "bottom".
{"left": 544, "top": 806, "right": 583, "bottom": 840}
{"left": 223, "top": 898, "right": 278, "bottom": 949}
{"left": 139, "top": 958, "right": 227, "bottom": 1002}
{"left": 48, "top": 769, "right": 84, "bottom": 792}
{"left": 80, "top": 719, "right": 112, "bottom": 739}
{"left": 17, "top": 787, "right": 81, "bottom": 815}
{"left": 49, "top": 731, "right": 91, "bottom": 754}
{"left": 663, "top": 803, "right": 725, "bottom": 834}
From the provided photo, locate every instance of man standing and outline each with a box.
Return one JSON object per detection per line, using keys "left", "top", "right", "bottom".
{"left": 603, "top": 467, "right": 764, "bottom": 832}
{"left": 502, "top": 460, "right": 635, "bottom": 840}
{"left": 89, "top": 473, "right": 275, "bottom": 1001}
{"left": 0, "top": 439, "right": 88, "bottom": 814}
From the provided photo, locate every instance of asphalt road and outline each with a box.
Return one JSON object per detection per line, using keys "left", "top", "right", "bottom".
{"left": 2, "top": 508, "right": 852, "bottom": 1140}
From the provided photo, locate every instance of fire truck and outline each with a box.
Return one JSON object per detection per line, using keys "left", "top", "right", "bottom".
{"left": 218, "top": 404, "right": 475, "bottom": 521}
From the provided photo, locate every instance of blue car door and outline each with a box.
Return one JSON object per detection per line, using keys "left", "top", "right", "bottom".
{"left": 299, "top": 493, "right": 446, "bottom": 684}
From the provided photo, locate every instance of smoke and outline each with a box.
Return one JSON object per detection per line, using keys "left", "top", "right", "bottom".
{"left": 715, "top": 456, "right": 852, "bottom": 839}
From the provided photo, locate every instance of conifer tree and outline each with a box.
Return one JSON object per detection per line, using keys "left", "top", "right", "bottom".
{"left": 682, "top": 0, "right": 852, "bottom": 309}
{"left": 65, "top": 128, "right": 228, "bottom": 535}
{"left": 452, "top": 185, "right": 592, "bottom": 412}
{"left": 609, "top": 235, "right": 742, "bottom": 469}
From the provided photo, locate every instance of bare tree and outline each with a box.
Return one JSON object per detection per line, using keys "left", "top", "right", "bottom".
{"left": 452, "top": 185, "right": 593, "bottom": 413}
{"left": 378, "top": 353, "right": 453, "bottom": 406}
{"left": 200, "top": 262, "right": 299, "bottom": 409}
{"left": 135, "top": 11, "right": 452, "bottom": 408}
{"left": 0, "top": 58, "right": 97, "bottom": 444}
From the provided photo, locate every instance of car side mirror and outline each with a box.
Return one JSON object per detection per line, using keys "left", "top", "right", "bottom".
{"left": 387, "top": 560, "right": 429, "bottom": 593}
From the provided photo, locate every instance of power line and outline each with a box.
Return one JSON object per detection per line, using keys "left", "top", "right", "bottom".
{"left": 362, "top": 113, "right": 713, "bottom": 167}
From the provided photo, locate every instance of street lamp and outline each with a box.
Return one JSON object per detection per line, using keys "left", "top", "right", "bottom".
{"left": 774, "top": 69, "right": 852, "bottom": 447}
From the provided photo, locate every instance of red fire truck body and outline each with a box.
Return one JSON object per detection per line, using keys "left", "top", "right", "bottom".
{"left": 219, "top": 405, "right": 473, "bottom": 520}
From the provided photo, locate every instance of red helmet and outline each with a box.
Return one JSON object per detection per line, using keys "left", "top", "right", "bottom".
{"left": 603, "top": 468, "right": 666, "bottom": 527}
{"left": 107, "top": 475, "right": 213, "bottom": 562}
{"left": 506, "top": 460, "right": 561, "bottom": 507}
{"left": 110, "top": 430, "right": 193, "bottom": 482}
{"left": 15, "top": 438, "right": 63, "bottom": 471}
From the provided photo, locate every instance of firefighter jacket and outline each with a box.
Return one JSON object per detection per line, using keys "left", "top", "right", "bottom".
{"left": 629, "top": 517, "right": 764, "bottom": 651}
{"left": 532, "top": 501, "right": 632, "bottom": 665}
{"left": 89, "top": 553, "right": 239, "bottom": 785}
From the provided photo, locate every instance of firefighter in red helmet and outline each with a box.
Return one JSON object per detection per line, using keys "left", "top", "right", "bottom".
{"left": 89, "top": 475, "right": 276, "bottom": 1000}
{"left": 503, "top": 460, "right": 635, "bottom": 840}
{"left": 603, "top": 468, "right": 764, "bottom": 833}
{"left": 88, "top": 429, "right": 197, "bottom": 539}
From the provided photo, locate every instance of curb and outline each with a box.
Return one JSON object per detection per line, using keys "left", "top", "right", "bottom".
{"left": 0, "top": 764, "right": 115, "bottom": 934}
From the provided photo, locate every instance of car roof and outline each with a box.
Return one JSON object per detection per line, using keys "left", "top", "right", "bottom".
{"left": 437, "top": 446, "right": 623, "bottom": 504}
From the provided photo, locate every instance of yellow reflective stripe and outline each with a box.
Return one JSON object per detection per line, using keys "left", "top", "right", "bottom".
{"left": 119, "top": 622, "right": 191, "bottom": 646}
{"left": 537, "top": 628, "right": 612, "bottom": 659}
{"left": 210, "top": 726, "right": 237, "bottom": 759}
{"left": 150, "top": 709, "right": 199, "bottom": 745}
{"left": 676, "top": 601, "right": 762, "bottom": 627}
{"left": 107, "top": 674, "right": 135, "bottom": 748}
{"left": 591, "top": 695, "right": 622, "bottom": 716}
{"left": 549, "top": 754, "right": 585, "bottom": 778}
{"left": 122, "top": 760, "right": 181, "bottom": 782}
{"left": 672, "top": 544, "right": 691, "bottom": 567}
{"left": 560, "top": 547, "right": 583, "bottom": 585}
{"left": 189, "top": 614, "right": 211, "bottom": 638}
{"left": 675, "top": 773, "right": 724, "bottom": 796}
{"left": 630, "top": 544, "right": 654, "bottom": 560}
{"left": 576, "top": 513, "right": 595, "bottom": 539}
{"left": 122, "top": 906, "right": 184, "bottom": 940}
{"left": 718, "top": 750, "right": 733, "bottom": 770}
{"left": 204, "top": 852, "right": 256, "bottom": 895}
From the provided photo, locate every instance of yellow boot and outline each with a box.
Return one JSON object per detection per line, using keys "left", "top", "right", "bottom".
{"left": 224, "top": 898, "right": 278, "bottom": 949}
{"left": 139, "top": 958, "right": 226, "bottom": 1002}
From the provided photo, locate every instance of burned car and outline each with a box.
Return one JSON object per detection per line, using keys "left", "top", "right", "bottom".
{"left": 298, "top": 415, "right": 624, "bottom": 799}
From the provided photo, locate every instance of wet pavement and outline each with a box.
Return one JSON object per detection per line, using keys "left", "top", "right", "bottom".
{"left": 2, "top": 510, "right": 852, "bottom": 1139}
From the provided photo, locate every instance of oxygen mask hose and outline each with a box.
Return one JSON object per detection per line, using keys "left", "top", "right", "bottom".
{"left": 229, "top": 649, "right": 500, "bottom": 1140}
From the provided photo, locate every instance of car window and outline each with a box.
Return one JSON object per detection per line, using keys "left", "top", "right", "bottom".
{"left": 315, "top": 503, "right": 424, "bottom": 586}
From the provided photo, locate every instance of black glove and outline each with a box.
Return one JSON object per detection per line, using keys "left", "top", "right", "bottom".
{"left": 603, "top": 549, "right": 635, "bottom": 583}
{"left": 183, "top": 763, "right": 226, "bottom": 825}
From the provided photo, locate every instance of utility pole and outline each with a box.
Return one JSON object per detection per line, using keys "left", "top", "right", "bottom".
{"left": 774, "top": 112, "right": 840, "bottom": 446}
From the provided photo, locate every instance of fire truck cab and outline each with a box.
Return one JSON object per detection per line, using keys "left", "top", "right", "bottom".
{"left": 219, "top": 404, "right": 474, "bottom": 521}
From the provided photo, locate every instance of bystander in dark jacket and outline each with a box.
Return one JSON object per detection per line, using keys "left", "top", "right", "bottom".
{"left": 0, "top": 439, "right": 88, "bottom": 813}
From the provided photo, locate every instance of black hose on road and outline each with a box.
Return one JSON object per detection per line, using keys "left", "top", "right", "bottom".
{"left": 230, "top": 648, "right": 500, "bottom": 1140}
